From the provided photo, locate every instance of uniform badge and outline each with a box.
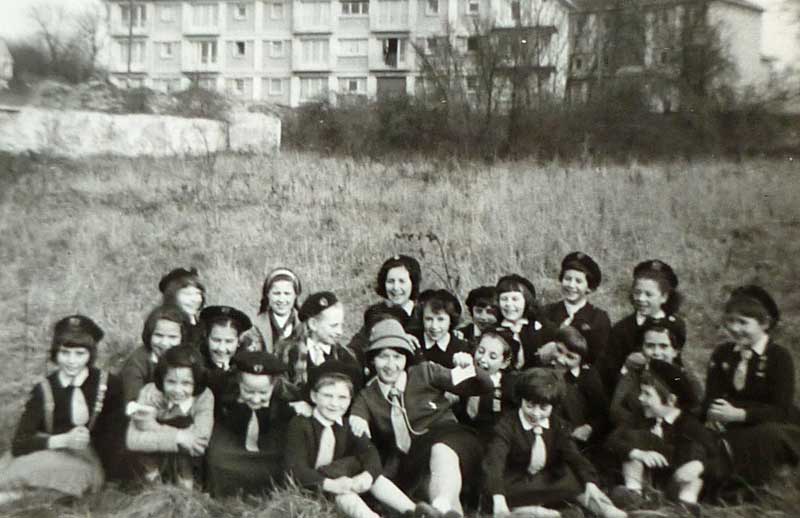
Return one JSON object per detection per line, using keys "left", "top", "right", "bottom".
{"left": 320, "top": 297, "right": 329, "bottom": 307}
{"left": 580, "top": 323, "right": 591, "bottom": 331}
{"left": 721, "top": 362, "right": 730, "bottom": 372}
{"left": 253, "top": 364, "right": 263, "bottom": 373}
{"left": 69, "top": 317, "right": 81, "bottom": 326}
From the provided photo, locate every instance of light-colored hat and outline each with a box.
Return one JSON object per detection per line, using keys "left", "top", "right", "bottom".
{"left": 367, "top": 319, "right": 415, "bottom": 355}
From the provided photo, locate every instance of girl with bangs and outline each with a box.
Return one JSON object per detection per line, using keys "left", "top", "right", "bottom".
{"left": 159, "top": 267, "right": 207, "bottom": 350}
{"left": 198, "top": 306, "right": 253, "bottom": 401}
{"left": 240, "top": 267, "right": 303, "bottom": 354}
{"left": 495, "top": 274, "right": 556, "bottom": 370}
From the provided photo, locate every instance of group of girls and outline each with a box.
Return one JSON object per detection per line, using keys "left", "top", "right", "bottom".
{"left": 1, "top": 252, "right": 800, "bottom": 518}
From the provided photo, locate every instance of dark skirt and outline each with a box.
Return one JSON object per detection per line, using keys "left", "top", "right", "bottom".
{"left": 205, "top": 423, "right": 285, "bottom": 497}
{"left": 723, "top": 423, "right": 800, "bottom": 485}
{"left": 502, "top": 465, "right": 583, "bottom": 508}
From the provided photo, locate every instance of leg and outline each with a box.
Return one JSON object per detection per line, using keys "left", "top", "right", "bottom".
{"left": 621, "top": 460, "right": 645, "bottom": 493}
{"left": 576, "top": 485, "right": 627, "bottom": 518}
{"left": 370, "top": 475, "right": 415, "bottom": 514}
{"left": 428, "top": 443, "right": 463, "bottom": 515}
{"left": 510, "top": 505, "right": 562, "bottom": 517}
{"left": 673, "top": 461, "right": 705, "bottom": 504}
{"left": 335, "top": 493, "right": 380, "bottom": 518}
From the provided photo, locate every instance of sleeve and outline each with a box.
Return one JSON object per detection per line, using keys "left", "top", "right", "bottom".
{"left": 482, "top": 417, "right": 513, "bottom": 496}
{"left": 673, "top": 419, "right": 716, "bottom": 467}
{"left": 583, "top": 369, "right": 610, "bottom": 434}
{"left": 426, "top": 362, "right": 493, "bottom": 396}
{"left": 11, "top": 383, "right": 50, "bottom": 456}
{"left": 120, "top": 353, "right": 149, "bottom": 403}
{"left": 597, "top": 322, "right": 627, "bottom": 390}
{"left": 588, "top": 310, "right": 612, "bottom": 365}
{"left": 239, "top": 326, "right": 266, "bottom": 353}
{"left": 189, "top": 389, "right": 215, "bottom": 440}
{"left": 609, "top": 372, "right": 638, "bottom": 427}
{"left": 350, "top": 389, "right": 373, "bottom": 422}
{"left": 350, "top": 430, "right": 383, "bottom": 481}
{"left": 555, "top": 424, "right": 599, "bottom": 485}
{"left": 701, "top": 347, "right": 728, "bottom": 420}
{"left": 126, "top": 385, "right": 180, "bottom": 452}
{"left": 90, "top": 373, "right": 129, "bottom": 469}
{"left": 742, "top": 347, "right": 796, "bottom": 424}
{"left": 285, "top": 416, "right": 325, "bottom": 488}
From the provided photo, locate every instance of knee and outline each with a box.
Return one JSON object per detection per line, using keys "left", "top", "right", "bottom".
{"left": 430, "top": 443, "right": 459, "bottom": 464}
{"left": 673, "top": 461, "right": 704, "bottom": 485}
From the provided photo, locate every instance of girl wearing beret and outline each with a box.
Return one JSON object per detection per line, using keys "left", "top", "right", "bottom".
{"left": 544, "top": 252, "right": 611, "bottom": 366}
{"left": 0, "top": 316, "right": 124, "bottom": 503}
{"left": 702, "top": 285, "right": 800, "bottom": 487}
{"left": 349, "top": 319, "right": 493, "bottom": 517}
{"left": 415, "top": 289, "right": 472, "bottom": 369}
{"left": 240, "top": 267, "right": 303, "bottom": 354}
{"left": 205, "top": 351, "right": 306, "bottom": 497}
{"left": 120, "top": 304, "right": 190, "bottom": 405}
{"left": 198, "top": 306, "right": 253, "bottom": 403}
{"left": 126, "top": 346, "right": 213, "bottom": 490}
{"left": 597, "top": 260, "right": 686, "bottom": 393}
{"left": 496, "top": 274, "right": 557, "bottom": 370}
{"left": 159, "top": 267, "right": 206, "bottom": 349}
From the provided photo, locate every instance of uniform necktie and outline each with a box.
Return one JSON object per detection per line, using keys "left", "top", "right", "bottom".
{"left": 388, "top": 388, "right": 412, "bottom": 453}
{"left": 315, "top": 424, "right": 336, "bottom": 468}
{"left": 466, "top": 396, "right": 480, "bottom": 420}
{"left": 71, "top": 384, "right": 90, "bottom": 426}
{"left": 651, "top": 417, "right": 664, "bottom": 438}
{"left": 245, "top": 410, "right": 260, "bottom": 452}
{"left": 733, "top": 349, "right": 753, "bottom": 391}
{"left": 528, "top": 426, "right": 546, "bottom": 475}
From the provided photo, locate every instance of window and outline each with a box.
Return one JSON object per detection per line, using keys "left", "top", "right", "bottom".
{"left": 660, "top": 50, "right": 669, "bottom": 64}
{"left": 198, "top": 77, "right": 216, "bottom": 90}
{"left": 574, "top": 57, "right": 582, "bottom": 70}
{"left": 268, "top": 78, "right": 284, "bottom": 95}
{"left": 467, "top": 36, "right": 479, "bottom": 51}
{"left": 339, "top": 38, "right": 368, "bottom": 56}
{"left": 298, "top": 0, "right": 331, "bottom": 26}
{"left": 339, "top": 77, "right": 366, "bottom": 94}
{"left": 194, "top": 40, "right": 218, "bottom": 64}
{"left": 467, "top": 0, "right": 478, "bottom": 14}
{"left": 301, "top": 39, "right": 330, "bottom": 66}
{"left": 192, "top": 3, "right": 219, "bottom": 26}
{"left": 426, "top": 37, "right": 439, "bottom": 54}
{"left": 234, "top": 79, "right": 246, "bottom": 93}
{"left": 510, "top": 0, "right": 520, "bottom": 21}
{"left": 341, "top": 1, "right": 369, "bottom": 15}
{"left": 300, "top": 77, "right": 328, "bottom": 101}
{"left": 426, "top": 0, "right": 438, "bottom": 15}
{"left": 382, "top": 38, "right": 406, "bottom": 67}
{"left": 154, "top": 78, "right": 181, "bottom": 93}
{"left": 121, "top": 4, "right": 147, "bottom": 28}
{"left": 466, "top": 76, "right": 477, "bottom": 92}
{"left": 270, "top": 40, "right": 285, "bottom": 57}
{"left": 119, "top": 41, "right": 146, "bottom": 64}
{"left": 234, "top": 3, "right": 248, "bottom": 19}
{"left": 159, "top": 42, "right": 176, "bottom": 59}
{"left": 271, "top": 0, "right": 285, "bottom": 18}
{"left": 160, "top": 6, "right": 175, "bottom": 22}
{"left": 235, "top": 41, "right": 247, "bottom": 57}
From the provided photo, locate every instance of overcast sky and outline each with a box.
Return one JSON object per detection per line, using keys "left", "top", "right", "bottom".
{"left": 0, "top": 0, "right": 798, "bottom": 68}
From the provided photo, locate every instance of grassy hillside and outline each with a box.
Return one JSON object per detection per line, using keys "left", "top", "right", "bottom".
{"left": 0, "top": 151, "right": 798, "bottom": 516}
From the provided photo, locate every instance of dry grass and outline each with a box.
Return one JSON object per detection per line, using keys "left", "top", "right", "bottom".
{"left": 0, "top": 151, "right": 798, "bottom": 516}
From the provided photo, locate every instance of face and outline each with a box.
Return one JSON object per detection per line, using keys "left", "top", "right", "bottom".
{"left": 472, "top": 304, "right": 498, "bottom": 331}
{"left": 208, "top": 324, "right": 239, "bottom": 366}
{"left": 385, "top": 266, "right": 412, "bottom": 306}
{"left": 638, "top": 384, "right": 672, "bottom": 419}
{"left": 555, "top": 343, "right": 582, "bottom": 370}
{"left": 724, "top": 312, "right": 769, "bottom": 347}
{"left": 499, "top": 290, "right": 526, "bottom": 322}
{"left": 520, "top": 399, "right": 553, "bottom": 426}
{"left": 268, "top": 280, "right": 296, "bottom": 317}
{"left": 163, "top": 367, "right": 195, "bottom": 404}
{"left": 238, "top": 372, "right": 276, "bottom": 409}
{"left": 641, "top": 329, "right": 678, "bottom": 364}
{"left": 631, "top": 278, "right": 668, "bottom": 317}
{"left": 56, "top": 346, "right": 91, "bottom": 377}
{"left": 311, "top": 381, "right": 353, "bottom": 421}
{"left": 308, "top": 304, "right": 344, "bottom": 345}
{"left": 423, "top": 306, "right": 451, "bottom": 342}
{"left": 373, "top": 348, "right": 407, "bottom": 385}
{"left": 561, "top": 269, "right": 591, "bottom": 304}
{"left": 176, "top": 285, "right": 203, "bottom": 316}
{"left": 474, "top": 336, "right": 511, "bottom": 374}
{"left": 150, "top": 319, "right": 182, "bottom": 358}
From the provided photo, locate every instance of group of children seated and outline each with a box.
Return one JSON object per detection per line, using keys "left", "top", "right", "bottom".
{"left": 1, "top": 253, "right": 799, "bottom": 518}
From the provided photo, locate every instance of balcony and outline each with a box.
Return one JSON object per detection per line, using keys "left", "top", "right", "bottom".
{"left": 370, "top": 0, "right": 410, "bottom": 32}
{"left": 293, "top": 0, "right": 334, "bottom": 33}
{"left": 369, "top": 37, "right": 411, "bottom": 71}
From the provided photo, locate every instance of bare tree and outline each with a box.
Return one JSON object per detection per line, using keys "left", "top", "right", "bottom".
{"left": 28, "top": 3, "right": 70, "bottom": 66}
{"left": 74, "top": 3, "right": 106, "bottom": 79}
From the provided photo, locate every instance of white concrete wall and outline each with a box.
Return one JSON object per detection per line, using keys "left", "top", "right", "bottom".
{"left": 709, "top": 2, "right": 769, "bottom": 91}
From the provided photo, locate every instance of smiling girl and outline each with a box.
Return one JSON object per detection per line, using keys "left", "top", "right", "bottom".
{"left": 241, "top": 268, "right": 303, "bottom": 354}
{"left": 198, "top": 306, "right": 253, "bottom": 399}
{"left": 496, "top": 274, "right": 556, "bottom": 370}
{"left": 416, "top": 289, "right": 471, "bottom": 368}
{"left": 159, "top": 268, "right": 206, "bottom": 349}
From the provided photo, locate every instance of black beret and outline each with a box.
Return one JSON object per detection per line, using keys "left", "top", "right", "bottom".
{"left": 465, "top": 286, "right": 497, "bottom": 310}
{"left": 727, "top": 285, "right": 780, "bottom": 324}
{"left": 639, "top": 315, "right": 687, "bottom": 349}
{"left": 159, "top": 267, "right": 200, "bottom": 293}
{"left": 561, "top": 252, "right": 602, "bottom": 291}
{"left": 634, "top": 260, "right": 678, "bottom": 289}
{"left": 53, "top": 314, "right": 104, "bottom": 347}
{"left": 496, "top": 273, "right": 537, "bottom": 300}
{"left": 232, "top": 350, "right": 287, "bottom": 375}
{"left": 299, "top": 291, "right": 339, "bottom": 322}
{"left": 307, "top": 359, "right": 362, "bottom": 390}
{"left": 199, "top": 305, "right": 252, "bottom": 332}
{"left": 645, "top": 359, "right": 697, "bottom": 408}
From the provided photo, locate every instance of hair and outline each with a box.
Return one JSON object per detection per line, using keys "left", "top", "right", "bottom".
{"left": 154, "top": 346, "right": 207, "bottom": 396}
{"left": 141, "top": 304, "right": 190, "bottom": 352}
{"left": 50, "top": 337, "right": 97, "bottom": 366}
{"left": 638, "top": 320, "right": 683, "bottom": 353}
{"left": 363, "top": 304, "right": 406, "bottom": 331}
{"left": 375, "top": 256, "right": 421, "bottom": 300}
{"left": 639, "top": 370, "right": 675, "bottom": 406}
{"left": 555, "top": 326, "right": 588, "bottom": 360}
{"left": 312, "top": 373, "right": 355, "bottom": 396}
{"left": 496, "top": 275, "right": 539, "bottom": 320}
{"left": 559, "top": 262, "right": 594, "bottom": 290}
{"left": 162, "top": 276, "right": 206, "bottom": 313}
{"left": 514, "top": 368, "right": 564, "bottom": 406}
{"left": 206, "top": 317, "right": 249, "bottom": 338}
{"left": 725, "top": 296, "right": 774, "bottom": 330}
{"left": 258, "top": 268, "right": 302, "bottom": 314}
{"left": 465, "top": 286, "right": 498, "bottom": 313}
{"left": 421, "top": 293, "right": 461, "bottom": 331}
{"left": 478, "top": 330, "right": 517, "bottom": 369}
{"left": 631, "top": 270, "right": 683, "bottom": 315}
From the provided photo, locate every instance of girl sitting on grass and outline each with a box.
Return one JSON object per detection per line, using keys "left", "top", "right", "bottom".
{"left": 0, "top": 316, "right": 123, "bottom": 505}
{"left": 198, "top": 305, "right": 253, "bottom": 400}
{"left": 126, "top": 346, "right": 213, "bottom": 490}
{"left": 496, "top": 274, "right": 556, "bottom": 370}
{"left": 159, "top": 267, "right": 206, "bottom": 349}
{"left": 240, "top": 267, "right": 303, "bottom": 354}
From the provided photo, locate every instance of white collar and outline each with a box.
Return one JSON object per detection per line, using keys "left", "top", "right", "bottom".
{"left": 518, "top": 409, "right": 550, "bottom": 431}
{"left": 272, "top": 311, "right": 291, "bottom": 328}
{"left": 564, "top": 299, "right": 587, "bottom": 316}
{"left": 313, "top": 408, "right": 343, "bottom": 427}
{"left": 168, "top": 397, "right": 196, "bottom": 415}
{"left": 307, "top": 337, "right": 333, "bottom": 355}
{"left": 378, "top": 371, "right": 408, "bottom": 400}
{"left": 661, "top": 407, "right": 682, "bottom": 425}
{"left": 570, "top": 365, "right": 582, "bottom": 378}
{"left": 490, "top": 372, "right": 503, "bottom": 387}
{"left": 424, "top": 333, "right": 451, "bottom": 351}
{"left": 501, "top": 318, "right": 533, "bottom": 333}
{"left": 149, "top": 352, "right": 159, "bottom": 364}
{"left": 401, "top": 300, "right": 415, "bottom": 317}
{"left": 58, "top": 368, "right": 89, "bottom": 388}
{"left": 472, "top": 325, "right": 482, "bottom": 338}
{"left": 636, "top": 310, "right": 666, "bottom": 326}
{"left": 747, "top": 334, "right": 769, "bottom": 356}
{"left": 214, "top": 359, "right": 231, "bottom": 371}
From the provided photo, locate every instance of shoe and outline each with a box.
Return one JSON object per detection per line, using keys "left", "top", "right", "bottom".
{"left": 609, "top": 486, "right": 645, "bottom": 510}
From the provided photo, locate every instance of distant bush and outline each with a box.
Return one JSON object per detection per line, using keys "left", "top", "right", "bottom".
{"left": 169, "top": 86, "right": 231, "bottom": 121}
